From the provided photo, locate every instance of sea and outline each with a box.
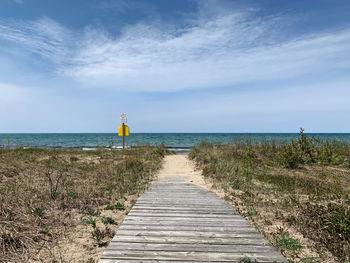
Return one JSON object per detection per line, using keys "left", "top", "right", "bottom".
{"left": 0, "top": 133, "right": 350, "bottom": 152}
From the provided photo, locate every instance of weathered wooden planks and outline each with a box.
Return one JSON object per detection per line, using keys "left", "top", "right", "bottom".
{"left": 99, "top": 175, "right": 287, "bottom": 263}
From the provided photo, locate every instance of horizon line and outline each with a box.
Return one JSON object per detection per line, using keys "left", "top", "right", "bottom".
{"left": 1, "top": 132, "right": 350, "bottom": 134}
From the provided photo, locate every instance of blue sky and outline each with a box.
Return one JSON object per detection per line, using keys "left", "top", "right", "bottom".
{"left": 0, "top": 0, "right": 349, "bottom": 133}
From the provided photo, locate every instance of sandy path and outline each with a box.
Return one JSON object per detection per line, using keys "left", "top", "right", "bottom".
{"left": 156, "top": 154, "right": 214, "bottom": 192}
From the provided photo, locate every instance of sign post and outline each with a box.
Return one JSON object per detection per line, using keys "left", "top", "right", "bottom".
{"left": 118, "top": 114, "right": 129, "bottom": 149}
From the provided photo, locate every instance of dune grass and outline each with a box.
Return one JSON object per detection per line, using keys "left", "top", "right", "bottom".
{"left": 189, "top": 129, "right": 350, "bottom": 262}
{"left": 0, "top": 145, "right": 167, "bottom": 262}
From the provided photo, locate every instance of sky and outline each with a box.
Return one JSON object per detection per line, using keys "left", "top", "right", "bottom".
{"left": 0, "top": 0, "right": 349, "bottom": 133}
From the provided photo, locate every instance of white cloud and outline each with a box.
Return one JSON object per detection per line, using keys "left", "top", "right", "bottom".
{"left": 0, "top": 17, "right": 72, "bottom": 64}
{"left": 0, "top": 7, "right": 350, "bottom": 93}
{"left": 63, "top": 10, "right": 350, "bottom": 92}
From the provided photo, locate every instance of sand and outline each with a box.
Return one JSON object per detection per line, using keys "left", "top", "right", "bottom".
{"left": 157, "top": 154, "right": 208, "bottom": 187}
{"left": 156, "top": 154, "right": 227, "bottom": 198}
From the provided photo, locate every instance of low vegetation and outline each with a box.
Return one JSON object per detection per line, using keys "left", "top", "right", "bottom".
{"left": 189, "top": 129, "right": 350, "bottom": 262}
{"left": 0, "top": 145, "right": 167, "bottom": 262}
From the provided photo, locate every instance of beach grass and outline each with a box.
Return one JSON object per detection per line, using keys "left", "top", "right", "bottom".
{"left": 0, "top": 145, "right": 167, "bottom": 262}
{"left": 189, "top": 129, "right": 350, "bottom": 262}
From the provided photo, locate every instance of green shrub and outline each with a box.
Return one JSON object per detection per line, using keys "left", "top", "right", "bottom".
{"left": 81, "top": 208, "right": 101, "bottom": 216}
{"left": 82, "top": 217, "right": 96, "bottom": 228}
{"left": 104, "top": 202, "right": 125, "bottom": 211}
{"left": 275, "top": 234, "right": 303, "bottom": 251}
{"left": 317, "top": 141, "right": 334, "bottom": 165}
{"left": 92, "top": 227, "right": 107, "bottom": 247}
{"left": 32, "top": 207, "right": 44, "bottom": 218}
{"left": 246, "top": 208, "right": 259, "bottom": 218}
{"left": 68, "top": 191, "right": 78, "bottom": 199}
{"left": 102, "top": 217, "right": 117, "bottom": 225}
{"left": 279, "top": 141, "right": 302, "bottom": 169}
{"left": 297, "top": 128, "right": 315, "bottom": 164}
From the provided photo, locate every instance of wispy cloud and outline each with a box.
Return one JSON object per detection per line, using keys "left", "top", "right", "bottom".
{"left": 0, "top": 5, "right": 349, "bottom": 93}
{"left": 0, "top": 17, "right": 72, "bottom": 63}
{"left": 64, "top": 10, "right": 350, "bottom": 92}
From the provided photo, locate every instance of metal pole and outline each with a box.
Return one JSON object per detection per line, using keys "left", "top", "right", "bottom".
{"left": 122, "top": 123, "right": 125, "bottom": 149}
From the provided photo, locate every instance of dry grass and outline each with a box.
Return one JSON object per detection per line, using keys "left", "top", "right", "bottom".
{"left": 0, "top": 146, "right": 167, "bottom": 262}
{"left": 189, "top": 131, "right": 350, "bottom": 263}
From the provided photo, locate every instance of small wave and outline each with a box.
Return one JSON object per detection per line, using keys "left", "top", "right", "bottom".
{"left": 82, "top": 147, "right": 98, "bottom": 151}
{"left": 111, "top": 145, "right": 130, "bottom": 149}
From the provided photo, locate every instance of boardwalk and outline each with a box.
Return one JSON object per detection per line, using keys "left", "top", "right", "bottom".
{"left": 99, "top": 174, "right": 287, "bottom": 263}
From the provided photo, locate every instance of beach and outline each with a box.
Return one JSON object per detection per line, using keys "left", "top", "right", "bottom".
{"left": 1, "top": 132, "right": 349, "bottom": 262}
{"left": 2, "top": 0, "right": 350, "bottom": 261}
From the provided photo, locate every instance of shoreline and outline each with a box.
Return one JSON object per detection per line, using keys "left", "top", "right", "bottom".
{"left": 1, "top": 133, "right": 350, "bottom": 150}
{"left": 0, "top": 145, "right": 192, "bottom": 154}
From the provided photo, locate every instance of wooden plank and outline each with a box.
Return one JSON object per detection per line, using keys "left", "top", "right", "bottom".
{"left": 137, "top": 198, "right": 225, "bottom": 202}
{"left": 111, "top": 236, "right": 269, "bottom": 245}
{"left": 132, "top": 205, "right": 232, "bottom": 210}
{"left": 100, "top": 260, "right": 279, "bottom": 263}
{"left": 121, "top": 222, "right": 250, "bottom": 228}
{"left": 104, "top": 243, "right": 279, "bottom": 253}
{"left": 139, "top": 194, "right": 221, "bottom": 198}
{"left": 121, "top": 221, "right": 250, "bottom": 228}
{"left": 132, "top": 209, "right": 237, "bottom": 214}
{"left": 123, "top": 216, "right": 244, "bottom": 222}
{"left": 129, "top": 209, "right": 237, "bottom": 214}
{"left": 128, "top": 214, "right": 239, "bottom": 220}
{"left": 100, "top": 251, "right": 286, "bottom": 262}
{"left": 130, "top": 210, "right": 235, "bottom": 214}
{"left": 133, "top": 204, "right": 233, "bottom": 209}
{"left": 133, "top": 205, "right": 232, "bottom": 208}
{"left": 115, "top": 230, "right": 262, "bottom": 238}
{"left": 118, "top": 225, "right": 255, "bottom": 232}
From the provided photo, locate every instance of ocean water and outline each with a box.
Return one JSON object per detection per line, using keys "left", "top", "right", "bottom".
{"left": 0, "top": 133, "right": 350, "bottom": 150}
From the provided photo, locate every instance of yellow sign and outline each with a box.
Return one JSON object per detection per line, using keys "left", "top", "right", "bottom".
{"left": 118, "top": 125, "right": 129, "bottom": 136}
